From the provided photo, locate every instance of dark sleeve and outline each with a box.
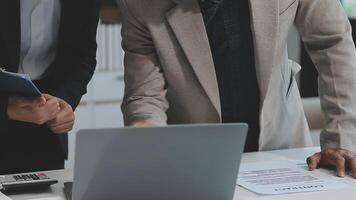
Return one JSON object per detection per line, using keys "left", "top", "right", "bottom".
{"left": 0, "top": 94, "right": 9, "bottom": 129}
{"left": 49, "top": 0, "right": 100, "bottom": 110}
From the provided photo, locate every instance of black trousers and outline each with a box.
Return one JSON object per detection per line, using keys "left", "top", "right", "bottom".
{"left": 0, "top": 120, "right": 65, "bottom": 175}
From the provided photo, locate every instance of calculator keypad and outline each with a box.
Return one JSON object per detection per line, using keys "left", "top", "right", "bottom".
{"left": 0, "top": 173, "right": 51, "bottom": 184}
{"left": 12, "top": 173, "right": 49, "bottom": 182}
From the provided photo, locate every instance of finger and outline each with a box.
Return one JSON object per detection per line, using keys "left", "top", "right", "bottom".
{"left": 43, "top": 94, "right": 54, "bottom": 100}
{"left": 48, "top": 113, "right": 74, "bottom": 127}
{"left": 32, "top": 96, "right": 46, "bottom": 107}
{"left": 47, "top": 105, "right": 61, "bottom": 120}
{"left": 50, "top": 121, "right": 74, "bottom": 134}
{"left": 45, "top": 98, "right": 60, "bottom": 109}
{"left": 348, "top": 158, "right": 356, "bottom": 179}
{"left": 46, "top": 100, "right": 73, "bottom": 126}
{"left": 59, "top": 100, "right": 73, "bottom": 111}
{"left": 41, "top": 99, "right": 61, "bottom": 120}
{"left": 53, "top": 102, "right": 74, "bottom": 122}
{"left": 47, "top": 100, "right": 60, "bottom": 112}
{"left": 335, "top": 154, "right": 346, "bottom": 177}
{"left": 307, "top": 153, "right": 321, "bottom": 171}
{"left": 47, "top": 118, "right": 57, "bottom": 127}
{"left": 47, "top": 102, "right": 74, "bottom": 125}
{"left": 49, "top": 119, "right": 74, "bottom": 129}
{"left": 58, "top": 106, "right": 71, "bottom": 120}
{"left": 48, "top": 108, "right": 70, "bottom": 126}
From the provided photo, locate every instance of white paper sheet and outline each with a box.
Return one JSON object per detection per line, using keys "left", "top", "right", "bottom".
{"left": 237, "top": 161, "right": 352, "bottom": 195}
{"left": 0, "top": 192, "right": 11, "bottom": 200}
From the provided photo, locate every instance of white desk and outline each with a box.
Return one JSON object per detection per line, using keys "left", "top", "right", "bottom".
{"left": 6, "top": 147, "right": 356, "bottom": 200}
{"left": 235, "top": 147, "right": 356, "bottom": 200}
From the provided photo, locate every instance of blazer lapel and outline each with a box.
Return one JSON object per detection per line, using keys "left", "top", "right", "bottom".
{"left": 0, "top": 0, "right": 21, "bottom": 72}
{"left": 249, "top": 0, "right": 279, "bottom": 101}
{"left": 166, "top": 0, "right": 221, "bottom": 118}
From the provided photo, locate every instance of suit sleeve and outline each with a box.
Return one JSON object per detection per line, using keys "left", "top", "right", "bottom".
{"left": 49, "top": 0, "right": 100, "bottom": 110}
{"left": 118, "top": 0, "right": 169, "bottom": 126}
{"left": 0, "top": 31, "right": 9, "bottom": 129}
{"left": 295, "top": 0, "right": 356, "bottom": 152}
{"left": 0, "top": 94, "right": 9, "bottom": 130}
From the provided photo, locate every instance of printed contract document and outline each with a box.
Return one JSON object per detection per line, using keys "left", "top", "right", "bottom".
{"left": 237, "top": 161, "right": 351, "bottom": 195}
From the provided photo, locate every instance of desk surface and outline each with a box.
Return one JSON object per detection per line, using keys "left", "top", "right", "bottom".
{"left": 6, "top": 147, "right": 356, "bottom": 200}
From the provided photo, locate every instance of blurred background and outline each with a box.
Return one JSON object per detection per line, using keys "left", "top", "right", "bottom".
{"left": 65, "top": 0, "right": 356, "bottom": 168}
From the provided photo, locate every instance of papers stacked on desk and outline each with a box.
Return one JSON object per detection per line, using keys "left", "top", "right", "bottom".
{"left": 237, "top": 161, "right": 352, "bottom": 195}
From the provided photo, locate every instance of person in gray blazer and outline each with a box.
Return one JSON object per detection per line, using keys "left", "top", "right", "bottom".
{"left": 118, "top": 0, "right": 356, "bottom": 178}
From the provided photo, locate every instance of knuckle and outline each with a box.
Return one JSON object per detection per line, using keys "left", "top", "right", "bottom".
{"left": 38, "top": 119, "right": 46, "bottom": 125}
{"left": 310, "top": 155, "right": 319, "bottom": 162}
{"left": 351, "top": 158, "right": 356, "bottom": 165}
{"left": 306, "top": 157, "right": 312, "bottom": 163}
{"left": 338, "top": 158, "right": 346, "bottom": 163}
{"left": 52, "top": 118, "right": 59, "bottom": 124}
{"left": 34, "top": 114, "right": 46, "bottom": 125}
{"left": 52, "top": 128, "right": 60, "bottom": 134}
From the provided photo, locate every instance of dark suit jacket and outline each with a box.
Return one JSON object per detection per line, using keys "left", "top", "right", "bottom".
{"left": 0, "top": 0, "right": 100, "bottom": 174}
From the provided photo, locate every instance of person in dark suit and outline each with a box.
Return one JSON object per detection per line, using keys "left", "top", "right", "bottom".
{"left": 0, "top": 0, "right": 100, "bottom": 174}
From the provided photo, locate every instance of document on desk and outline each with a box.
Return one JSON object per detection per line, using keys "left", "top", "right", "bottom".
{"left": 237, "top": 161, "right": 352, "bottom": 195}
{"left": 0, "top": 192, "right": 11, "bottom": 200}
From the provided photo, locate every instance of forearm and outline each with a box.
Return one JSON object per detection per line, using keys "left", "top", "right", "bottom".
{"left": 121, "top": 59, "right": 169, "bottom": 127}
{"left": 317, "top": 33, "right": 356, "bottom": 151}
{"left": 306, "top": 24, "right": 356, "bottom": 151}
{"left": 122, "top": 96, "right": 168, "bottom": 126}
{"left": 296, "top": 0, "right": 356, "bottom": 151}
{"left": 121, "top": 52, "right": 169, "bottom": 127}
{"left": 119, "top": 0, "right": 169, "bottom": 127}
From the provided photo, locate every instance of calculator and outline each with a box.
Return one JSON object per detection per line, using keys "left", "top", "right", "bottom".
{"left": 0, "top": 173, "right": 58, "bottom": 193}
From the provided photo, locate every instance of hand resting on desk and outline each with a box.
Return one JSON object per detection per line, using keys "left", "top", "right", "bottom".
{"left": 134, "top": 121, "right": 356, "bottom": 179}
{"left": 307, "top": 148, "right": 356, "bottom": 179}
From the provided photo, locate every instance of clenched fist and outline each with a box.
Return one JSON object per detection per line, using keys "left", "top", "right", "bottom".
{"left": 46, "top": 95, "right": 75, "bottom": 134}
{"left": 7, "top": 95, "right": 60, "bottom": 125}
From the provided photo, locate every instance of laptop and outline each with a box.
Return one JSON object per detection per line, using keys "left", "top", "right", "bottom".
{"left": 71, "top": 124, "right": 248, "bottom": 200}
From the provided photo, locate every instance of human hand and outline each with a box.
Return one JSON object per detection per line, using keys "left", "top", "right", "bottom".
{"left": 7, "top": 95, "right": 60, "bottom": 125}
{"left": 132, "top": 121, "right": 155, "bottom": 127}
{"left": 307, "top": 148, "right": 356, "bottom": 178}
{"left": 47, "top": 96, "right": 75, "bottom": 134}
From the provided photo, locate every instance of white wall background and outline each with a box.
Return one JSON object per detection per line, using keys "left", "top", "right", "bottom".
{"left": 66, "top": 23, "right": 125, "bottom": 169}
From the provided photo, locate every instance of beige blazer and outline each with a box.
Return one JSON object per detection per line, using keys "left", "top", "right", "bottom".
{"left": 118, "top": 0, "right": 356, "bottom": 151}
